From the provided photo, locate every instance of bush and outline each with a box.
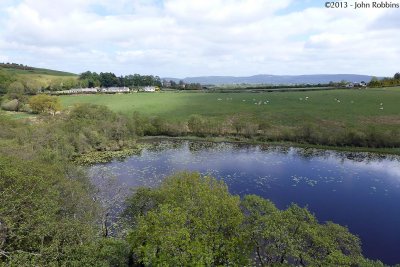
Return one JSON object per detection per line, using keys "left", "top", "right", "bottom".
{"left": 29, "top": 94, "right": 61, "bottom": 114}
{"left": 187, "top": 114, "right": 205, "bottom": 135}
{"left": 1, "top": 99, "right": 19, "bottom": 111}
{"left": 19, "top": 104, "right": 32, "bottom": 113}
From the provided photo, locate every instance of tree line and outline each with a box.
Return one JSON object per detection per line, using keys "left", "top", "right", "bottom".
{"left": 369, "top": 73, "right": 400, "bottom": 88}
{"left": 0, "top": 62, "right": 34, "bottom": 71}
{"left": 78, "top": 71, "right": 162, "bottom": 88}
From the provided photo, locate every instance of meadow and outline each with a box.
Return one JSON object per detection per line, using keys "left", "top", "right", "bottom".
{"left": 60, "top": 87, "right": 400, "bottom": 128}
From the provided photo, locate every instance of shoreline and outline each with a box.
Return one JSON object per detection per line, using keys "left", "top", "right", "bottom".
{"left": 138, "top": 135, "right": 400, "bottom": 156}
{"left": 75, "top": 136, "right": 399, "bottom": 165}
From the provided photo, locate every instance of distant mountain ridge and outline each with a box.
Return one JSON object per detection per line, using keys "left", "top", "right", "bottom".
{"left": 163, "top": 74, "right": 381, "bottom": 85}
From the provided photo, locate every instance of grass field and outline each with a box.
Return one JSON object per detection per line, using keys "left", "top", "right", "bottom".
{"left": 1, "top": 67, "right": 76, "bottom": 76}
{"left": 60, "top": 88, "right": 400, "bottom": 130}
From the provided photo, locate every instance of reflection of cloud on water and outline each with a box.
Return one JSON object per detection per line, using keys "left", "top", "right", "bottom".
{"left": 306, "top": 150, "right": 400, "bottom": 180}
{"left": 343, "top": 160, "right": 400, "bottom": 180}
{"left": 90, "top": 141, "right": 400, "bottom": 195}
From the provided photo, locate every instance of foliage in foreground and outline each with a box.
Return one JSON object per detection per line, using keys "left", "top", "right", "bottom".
{"left": 0, "top": 154, "right": 133, "bottom": 266}
{"left": 123, "top": 172, "right": 382, "bottom": 266}
{"left": 0, "top": 155, "right": 93, "bottom": 265}
{"left": 0, "top": 107, "right": 397, "bottom": 266}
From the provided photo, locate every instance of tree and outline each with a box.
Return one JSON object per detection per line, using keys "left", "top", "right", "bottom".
{"left": 394, "top": 72, "right": 400, "bottom": 80}
{"left": 99, "top": 72, "right": 119, "bottom": 88}
{"left": 125, "top": 172, "right": 249, "bottom": 266}
{"left": 241, "top": 195, "right": 363, "bottom": 266}
{"left": 0, "top": 156, "right": 98, "bottom": 265}
{"left": 0, "top": 69, "right": 15, "bottom": 94}
{"left": 91, "top": 167, "right": 130, "bottom": 237}
{"left": 79, "top": 71, "right": 101, "bottom": 88}
{"left": 23, "top": 78, "right": 43, "bottom": 95}
{"left": 7, "top": 81, "right": 24, "bottom": 96}
{"left": 369, "top": 77, "right": 381, "bottom": 87}
{"left": 29, "top": 94, "right": 61, "bottom": 114}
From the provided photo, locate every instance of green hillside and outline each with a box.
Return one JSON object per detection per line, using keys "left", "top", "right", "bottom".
{"left": 0, "top": 63, "right": 79, "bottom": 95}
{"left": 0, "top": 63, "right": 76, "bottom": 76}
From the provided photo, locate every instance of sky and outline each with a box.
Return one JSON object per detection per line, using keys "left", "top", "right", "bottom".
{"left": 0, "top": 0, "right": 399, "bottom": 77}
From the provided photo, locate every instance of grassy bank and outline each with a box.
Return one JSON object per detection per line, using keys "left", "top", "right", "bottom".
{"left": 139, "top": 135, "right": 400, "bottom": 155}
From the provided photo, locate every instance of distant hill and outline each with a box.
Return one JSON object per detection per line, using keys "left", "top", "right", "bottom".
{"left": 164, "top": 74, "right": 381, "bottom": 85}
{"left": 0, "top": 63, "right": 76, "bottom": 76}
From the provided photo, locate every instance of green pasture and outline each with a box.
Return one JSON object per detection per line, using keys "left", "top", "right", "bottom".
{"left": 60, "top": 88, "right": 400, "bottom": 129}
{"left": 1, "top": 67, "right": 76, "bottom": 76}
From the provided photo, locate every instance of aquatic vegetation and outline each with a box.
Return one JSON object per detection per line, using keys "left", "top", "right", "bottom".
{"left": 74, "top": 147, "right": 143, "bottom": 165}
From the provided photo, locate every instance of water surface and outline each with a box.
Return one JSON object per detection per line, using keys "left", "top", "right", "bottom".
{"left": 90, "top": 141, "right": 400, "bottom": 264}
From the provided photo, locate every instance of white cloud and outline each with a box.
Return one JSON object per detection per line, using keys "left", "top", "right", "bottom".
{"left": 0, "top": 0, "right": 399, "bottom": 77}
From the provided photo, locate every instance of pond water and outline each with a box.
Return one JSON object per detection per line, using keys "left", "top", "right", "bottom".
{"left": 90, "top": 141, "right": 400, "bottom": 265}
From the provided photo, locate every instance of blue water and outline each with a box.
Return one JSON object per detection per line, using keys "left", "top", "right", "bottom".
{"left": 90, "top": 141, "right": 400, "bottom": 265}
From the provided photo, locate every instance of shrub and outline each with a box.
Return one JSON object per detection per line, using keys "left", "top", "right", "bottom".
{"left": 19, "top": 104, "right": 32, "bottom": 113}
{"left": 187, "top": 114, "right": 206, "bottom": 135}
{"left": 1, "top": 99, "right": 19, "bottom": 111}
{"left": 29, "top": 94, "right": 61, "bottom": 114}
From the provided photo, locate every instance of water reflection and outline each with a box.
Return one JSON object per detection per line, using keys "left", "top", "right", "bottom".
{"left": 90, "top": 141, "right": 400, "bottom": 264}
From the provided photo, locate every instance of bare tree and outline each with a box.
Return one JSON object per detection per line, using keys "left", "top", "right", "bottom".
{"left": 90, "top": 167, "right": 130, "bottom": 237}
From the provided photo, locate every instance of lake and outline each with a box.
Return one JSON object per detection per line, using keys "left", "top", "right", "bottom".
{"left": 90, "top": 141, "right": 400, "bottom": 265}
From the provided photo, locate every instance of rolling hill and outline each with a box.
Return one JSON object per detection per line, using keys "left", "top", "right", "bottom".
{"left": 0, "top": 63, "right": 76, "bottom": 76}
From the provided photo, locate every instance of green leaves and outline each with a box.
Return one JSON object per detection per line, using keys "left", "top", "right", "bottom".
{"left": 28, "top": 94, "right": 61, "bottom": 114}
{"left": 125, "top": 175, "right": 365, "bottom": 266}
{"left": 126, "top": 172, "right": 248, "bottom": 266}
{"left": 0, "top": 156, "right": 97, "bottom": 265}
{"left": 242, "top": 200, "right": 363, "bottom": 266}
